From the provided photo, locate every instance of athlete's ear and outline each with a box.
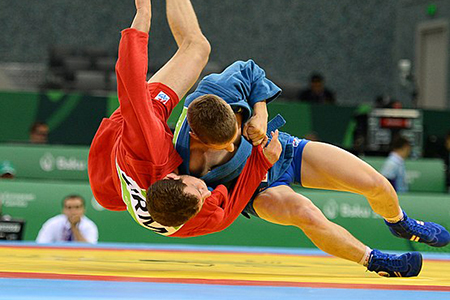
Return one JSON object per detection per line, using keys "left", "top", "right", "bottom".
{"left": 164, "top": 173, "right": 179, "bottom": 180}
{"left": 202, "top": 190, "right": 211, "bottom": 200}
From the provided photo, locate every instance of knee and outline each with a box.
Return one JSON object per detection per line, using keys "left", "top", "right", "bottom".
{"left": 183, "top": 35, "right": 211, "bottom": 63}
{"left": 287, "top": 201, "right": 328, "bottom": 230}
{"left": 194, "top": 36, "right": 211, "bottom": 58}
{"left": 362, "top": 172, "right": 392, "bottom": 199}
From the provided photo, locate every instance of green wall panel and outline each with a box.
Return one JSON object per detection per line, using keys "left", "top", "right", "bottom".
{"left": 1, "top": 180, "right": 449, "bottom": 253}
{"left": 310, "top": 104, "right": 355, "bottom": 145}
{"left": 2, "top": 90, "right": 450, "bottom": 149}
{"left": 294, "top": 188, "right": 450, "bottom": 253}
{"left": 0, "top": 92, "right": 39, "bottom": 143}
{"left": 0, "top": 91, "right": 107, "bottom": 145}
{"left": 0, "top": 144, "right": 89, "bottom": 181}
{"left": 363, "top": 157, "right": 446, "bottom": 193}
{"left": 266, "top": 102, "right": 312, "bottom": 139}
{"left": 423, "top": 109, "right": 450, "bottom": 138}
{"left": 0, "top": 143, "right": 447, "bottom": 192}
{"left": 36, "top": 92, "right": 106, "bottom": 145}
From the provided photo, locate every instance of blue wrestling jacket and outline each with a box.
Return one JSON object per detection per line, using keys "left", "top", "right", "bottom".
{"left": 173, "top": 60, "right": 295, "bottom": 189}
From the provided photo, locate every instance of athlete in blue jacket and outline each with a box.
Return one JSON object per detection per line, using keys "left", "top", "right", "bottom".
{"left": 172, "top": 60, "right": 450, "bottom": 278}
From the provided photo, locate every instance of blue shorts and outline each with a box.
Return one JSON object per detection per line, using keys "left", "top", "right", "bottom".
{"left": 242, "top": 137, "right": 310, "bottom": 218}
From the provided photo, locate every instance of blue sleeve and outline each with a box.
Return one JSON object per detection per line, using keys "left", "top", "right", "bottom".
{"left": 184, "top": 60, "right": 281, "bottom": 109}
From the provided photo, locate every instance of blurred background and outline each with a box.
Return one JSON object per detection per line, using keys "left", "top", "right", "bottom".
{"left": 0, "top": 0, "right": 449, "bottom": 253}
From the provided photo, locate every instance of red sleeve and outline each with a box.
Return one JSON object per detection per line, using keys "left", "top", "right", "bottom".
{"left": 116, "top": 28, "right": 180, "bottom": 163}
{"left": 171, "top": 146, "right": 273, "bottom": 237}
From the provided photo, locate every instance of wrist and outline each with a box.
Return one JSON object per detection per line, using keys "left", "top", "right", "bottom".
{"left": 131, "top": 10, "right": 151, "bottom": 33}
{"left": 256, "top": 146, "right": 274, "bottom": 168}
{"left": 136, "top": 7, "right": 151, "bottom": 15}
{"left": 252, "top": 102, "right": 268, "bottom": 117}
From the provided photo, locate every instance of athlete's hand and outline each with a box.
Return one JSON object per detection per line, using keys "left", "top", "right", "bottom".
{"left": 243, "top": 101, "right": 268, "bottom": 146}
{"left": 244, "top": 113, "right": 267, "bottom": 146}
{"left": 261, "top": 130, "right": 281, "bottom": 165}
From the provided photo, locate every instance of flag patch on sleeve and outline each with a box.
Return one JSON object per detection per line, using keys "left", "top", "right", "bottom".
{"left": 155, "top": 91, "right": 170, "bottom": 105}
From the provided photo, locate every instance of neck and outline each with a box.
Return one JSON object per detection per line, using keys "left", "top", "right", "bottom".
{"left": 394, "top": 150, "right": 407, "bottom": 159}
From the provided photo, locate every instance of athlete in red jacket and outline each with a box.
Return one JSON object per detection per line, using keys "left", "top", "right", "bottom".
{"left": 88, "top": 0, "right": 281, "bottom": 237}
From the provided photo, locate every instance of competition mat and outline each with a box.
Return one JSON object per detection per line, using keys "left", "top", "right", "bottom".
{"left": 0, "top": 242, "right": 449, "bottom": 300}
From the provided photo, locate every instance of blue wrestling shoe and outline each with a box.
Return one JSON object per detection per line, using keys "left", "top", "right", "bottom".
{"left": 385, "top": 211, "right": 450, "bottom": 247}
{"left": 367, "top": 249, "right": 422, "bottom": 277}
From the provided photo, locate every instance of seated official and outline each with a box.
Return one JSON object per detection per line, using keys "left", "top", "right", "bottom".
{"left": 36, "top": 195, "right": 98, "bottom": 243}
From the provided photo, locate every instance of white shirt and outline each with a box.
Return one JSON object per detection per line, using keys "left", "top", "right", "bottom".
{"left": 36, "top": 214, "right": 98, "bottom": 244}
{"left": 381, "top": 152, "right": 408, "bottom": 193}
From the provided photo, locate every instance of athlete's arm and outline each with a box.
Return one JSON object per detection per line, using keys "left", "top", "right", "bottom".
{"left": 171, "top": 131, "right": 281, "bottom": 237}
{"left": 211, "top": 131, "right": 281, "bottom": 232}
{"left": 171, "top": 146, "right": 272, "bottom": 237}
{"left": 131, "top": 0, "right": 151, "bottom": 33}
{"left": 243, "top": 100, "right": 268, "bottom": 146}
{"left": 115, "top": 0, "right": 180, "bottom": 163}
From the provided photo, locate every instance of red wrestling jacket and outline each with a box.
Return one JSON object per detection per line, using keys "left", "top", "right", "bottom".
{"left": 88, "top": 28, "right": 273, "bottom": 237}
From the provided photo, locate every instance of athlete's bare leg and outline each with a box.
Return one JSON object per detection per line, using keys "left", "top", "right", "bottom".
{"left": 148, "top": 0, "right": 210, "bottom": 99}
{"left": 253, "top": 185, "right": 367, "bottom": 263}
{"left": 301, "top": 142, "right": 402, "bottom": 219}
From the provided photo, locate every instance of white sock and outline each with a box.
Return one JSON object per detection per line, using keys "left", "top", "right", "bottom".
{"left": 358, "top": 246, "right": 372, "bottom": 267}
{"left": 384, "top": 211, "right": 404, "bottom": 223}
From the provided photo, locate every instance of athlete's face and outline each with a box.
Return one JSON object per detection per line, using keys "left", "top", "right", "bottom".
{"left": 192, "top": 123, "right": 239, "bottom": 153}
{"left": 164, "top": 173, "right": 211, "bottom": 208}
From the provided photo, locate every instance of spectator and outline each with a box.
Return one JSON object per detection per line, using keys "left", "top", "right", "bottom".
{"left": 381, "top": 136, "right": 411, "bottom": 193}
{"left": 36, "top": 195, "right": 98, "bottom": 243}
{"left": 0, "top": 160, "right": 16, "bottom": 179}
{"left": 29, "top": 121, "right": 49, "bottom": 144}
{"left": 298, "top": 73, "right": 336, "bottom": 104}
